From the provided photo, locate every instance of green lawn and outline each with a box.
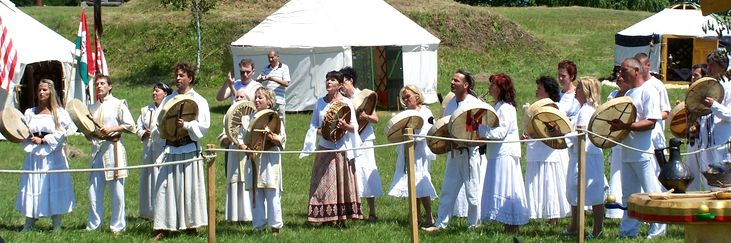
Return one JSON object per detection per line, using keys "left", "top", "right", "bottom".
{"left": 0, "top": 1, "right": 693, "bottom": 242}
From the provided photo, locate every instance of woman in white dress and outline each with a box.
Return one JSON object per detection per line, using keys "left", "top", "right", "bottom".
{"left": 218, "top": 89, "right": 253, "bottom": 222}
{"left": 606, "top": 69, "right": 630, "bottom": 219}
{"left": 479, "top": 73, "right": 528, "bottom": 233}
{"left": 566, "top": 77, "right": 607, "bottom": 237}
{"left": 17, "top": 79, "right": 76, "bottom": 231}
{"left": 136, "top": 82, "right": 171, "bottom": 219}
{"left": 238, "top": 87, "right": 285, "bottom": 234}
{"left": 523, "top": 76, "right": 570, "bottom": 225}
{"left": 387, "top": 85, "right": 438, "bottom": 226}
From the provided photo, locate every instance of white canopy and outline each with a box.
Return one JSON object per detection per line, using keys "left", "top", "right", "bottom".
{"left": 614, "top": 8, "right": 720, "bottom": 72}
{"left": 231, "top": 0, "right": 440, "bottom": 111}
{"left": 0, "top": 0, "right": 81, "bottom": 108}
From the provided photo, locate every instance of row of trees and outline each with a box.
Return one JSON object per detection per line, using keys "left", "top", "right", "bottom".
{"left": 456, "top": 0, "right": 696, "bottom": 12}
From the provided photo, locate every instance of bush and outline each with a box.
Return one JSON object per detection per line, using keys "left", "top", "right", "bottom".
{"left": 456, "top": 0, "right": 697, "bottom": 12}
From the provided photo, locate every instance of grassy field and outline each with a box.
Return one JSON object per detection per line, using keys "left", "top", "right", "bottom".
{"left": 0, "top": 1, "right": 692, "bottom": 242}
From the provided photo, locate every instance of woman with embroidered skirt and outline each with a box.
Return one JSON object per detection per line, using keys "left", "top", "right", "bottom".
{"left": 237, "top": 87, "right": 286, "bottom": 234}
{"left": 523, "top": 76, "right": 570, "bottom": 225}
{"left": 300, "top": 70, "right": 362, "bottom": 224}
{"left": 136, "top": 82, "right": 171, "bottom": 220}
{"left": 565, "top": 77, "right": 607, "bottom": 237}
{"left": 340, "top": 67, "right": 383, "bottom": 221}
{"left": 218, "top": 89, "right": 253, "bottom": 222}
{"left": 605, "top": 69, "right": 630, "bottom": 219}
{"left": 152, "top": 63, "right": 210, "bottom": 240}
{"left": 387, "top": 85, "right": 438, "bottom": 226}
{"left": 17, "top": 79, "right": 76, "bottom": 231}
{"left": 478, "top": 73, "right": 528, "bottom": 233}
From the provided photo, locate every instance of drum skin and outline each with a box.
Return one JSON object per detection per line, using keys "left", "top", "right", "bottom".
{"left": 320, "top": 101, "right": 351, "bottom": 143}
{"left": 588, "top": 96, "right": 636, "bottom": 149}
{"left": 383, "top": 109, "right": 423, "bottom": 143}
{"left": 158, "top": 95, "right": 199, "bottom": 142}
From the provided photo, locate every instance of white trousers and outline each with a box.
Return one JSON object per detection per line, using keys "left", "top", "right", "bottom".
{"left": 619, "top": 160, "right": 666, "bottom": 238}
{"left": 435, "top": 149, "right": 481, "bottom": 228}
{"left": 87, "top": 171, "right": 126, "bottom": 232}
{"left": 250, "top": 188, "right": 283, "bottom": 229}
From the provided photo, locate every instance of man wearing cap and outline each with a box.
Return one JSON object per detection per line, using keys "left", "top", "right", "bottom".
{"left": 216, "top": 58, "right": 262, "bottom": 103}
{"left": 611, "top": 58, "right": 666, "bottom": 239}
{"left": 257, "top": 50, "right": 290, "bottom": 146}
{"left": 152, "top": 63, "right": 211, "bottom": 240}
{"left": 423, "top": 69, "right": 483, "bottom": 232}
{"left": 86, "top": 75, "right": 136, "bottom": 234}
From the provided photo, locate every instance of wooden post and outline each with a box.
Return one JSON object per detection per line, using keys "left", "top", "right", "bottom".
{"left": 577, "top": 126, "right": 586, "bottom": 243}
{"left": 404, "top": 128, "right": 419, "bottom": 243}
{"left": 206, "top": 144, "right": 216, "bottom": 243}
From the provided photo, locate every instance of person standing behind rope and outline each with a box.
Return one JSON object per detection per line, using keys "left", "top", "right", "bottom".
{"left": 701, "top": 48, "right": 731, "bottom": 176}
{"left": 478, "top": 73, "right": 529, "bottom": 233}
{"left": 86, "top": 75, "right": 136, "bottom": 234}
{"left": 423, "top": 70, "right": 483, "bottom": 232}
{"left": 523, "top": 76, "right": 570, "bottom": 226}
{"left": 216, "top": 58, "right": 263, "bottom": 104}
{"left": 606, "top": 68, "right": 631, "bottom": 219}
{"left": 565, "top": 76, "right": 606, "bottom": 238}
{"left": 635, "top": 53, "right": 671, "bottom": 181}
{"left": 611, "top": 58, "right": 666, "bottom": 239}
{"left": 17, "top": 79, "right": 76, "bottom": 231}
{"left": 300, "top": 70, "right": 362, "bottom": 226}
{"left": 340, "top": 66, "right": 383, "bottom": 222}
{"left": 388, "top": 85, "right": 438, "bottom": 227}
{"left": 135, "top": 82, "right": 172, "bottom": 220}
{"left": 239, "top": 87, "right": 286, "bottom": 235}
{"left": 218, "top": 89, "right": 253, "bottom": 223}
{"left": 152, "top": 63, "right": 210, "bottom": 240}
{"left": 257, "top": 50, "right": 290, "bottom": 147}
{"left": 557, "top": 60, "right": 581, "bottom": 122}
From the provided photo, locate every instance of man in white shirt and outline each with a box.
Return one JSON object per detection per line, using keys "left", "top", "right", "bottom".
{"left": 216, "top": 58, "right": 262, "bottom": 103}
{"left": 635, "top": 53, "right": 671, "bottom": 150}
{"left": 258, "top": 50, "right": 290, "bottom": 147}
{"left": 611, "top": 58, "right": 666, "bottom": 239}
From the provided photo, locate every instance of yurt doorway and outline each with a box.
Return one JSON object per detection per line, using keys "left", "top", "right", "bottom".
{"left": 352, "top": 46, "right": 403, "bottom": 109}
{"left": 16, "top": 60, "right": 66, "bottom": 112}
{"left": 661, "top": 35, "right": 717, "bottom": 83}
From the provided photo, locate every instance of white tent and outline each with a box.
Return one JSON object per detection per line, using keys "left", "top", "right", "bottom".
{"left": 0, "top": 0, "right": 81, "bottom": 110}
{"left": 230, "top": 0, "right": 440, "bottom": 111}
{"left": 614, "top": 6, "right": 720, "bottom": 82}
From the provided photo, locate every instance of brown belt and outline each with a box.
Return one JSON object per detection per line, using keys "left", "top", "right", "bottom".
{"left": 166, "top": 135, "right": 195, "bottom": 147}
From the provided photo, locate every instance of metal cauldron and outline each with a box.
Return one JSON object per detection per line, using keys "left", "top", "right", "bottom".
{"left": 655, "top": 138, "right": 694, "bottom": 193}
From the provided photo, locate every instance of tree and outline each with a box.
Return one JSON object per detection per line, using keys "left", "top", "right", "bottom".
{"left": 161, "top": 0, "right": 217, "bottom": 73}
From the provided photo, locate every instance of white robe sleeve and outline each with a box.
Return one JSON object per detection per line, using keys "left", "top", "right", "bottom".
{"left": 300, "top": 100, "right": 321, "bottom": 158}
{"left": 183, "top": 95, "right": 210, "bottom": 141}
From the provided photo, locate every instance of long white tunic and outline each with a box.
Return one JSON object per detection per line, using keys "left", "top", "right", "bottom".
{"left": 707, "top": 80, "right": 731, "bottom": 164}
{"left": 605, "top": 90, "right": 624, "bottom": 218}
{"left": 89, "top": 95, "right": 136, "bottom": 180}
{"left": 16, "top": 108, "right": 76, "bottom": 218}
{"left": 388, "top": 106, "right": 438, "bottom": 199}
{"left": 478, "top": 101, "right": 529, "bottom": 225}
{"left": 566, "top": 104, "right": 607, "bottom": 206}
{"left": 136, "top": 103, "right": 164, "bottom": 219}
{"left": 153, "top": 89, "right": 210, "bottom": 230}
{"left": 353, "top": 89, "right": 383, "bottom": 198}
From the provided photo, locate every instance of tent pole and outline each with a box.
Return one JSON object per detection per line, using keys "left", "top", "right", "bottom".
{"left": 370, "top": 47, "right": 376, "bottom": 91}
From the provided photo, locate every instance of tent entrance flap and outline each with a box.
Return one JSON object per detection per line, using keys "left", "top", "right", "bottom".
{"left": 353, "top": 46, "right": 403, "bottom": 109}
{"left": 17, "top": 61, "right": 66, "bottom": 112}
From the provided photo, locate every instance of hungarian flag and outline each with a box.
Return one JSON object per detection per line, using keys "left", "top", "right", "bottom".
{"left": 94, "top": 30, "right": 108, "bottom": 76}
{"left": 0, "top": 16, "right": 18, "bottom": 91}
{"left": 75, "top": 8, "right": 95, "bottom": 102}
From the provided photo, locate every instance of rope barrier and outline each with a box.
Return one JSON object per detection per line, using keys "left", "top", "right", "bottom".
{"left": 578, "top": 128, "right": 730, "bottom": 156}
{"left": 0, "top": 155, "right": 213, "bottom": 174}
{"left": 208, "top": 138, "right": 416, "bottom": 154}
{"left": 412, "top": 132, "right": 585, "bottom": 144}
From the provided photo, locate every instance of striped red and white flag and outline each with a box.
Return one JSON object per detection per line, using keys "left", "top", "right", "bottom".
{"left": 0, "top": 16, "right": 18, "bottom": 90}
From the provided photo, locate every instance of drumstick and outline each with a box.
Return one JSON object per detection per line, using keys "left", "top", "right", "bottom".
{"left": 174, "top": 103, "right": 184, "bottom": 137}
{"left": 86, "top": 114, "right": 120, "bottom": 138}
{"left": 86, "top": 114, "right": 121, "bottom": 178}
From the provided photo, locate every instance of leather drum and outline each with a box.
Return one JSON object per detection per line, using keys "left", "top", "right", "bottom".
{"left": 66, "top": 98, "right": 96, "bottom": 137}
{"left": 529, "top": 106, "right": 572, "bottom": 149}
{"left": 686, "top": 77, "right": 724, "bottom": 117}
{"left": 353, "top": 89, "right": 377, "bottom": 134}
{"left": 245, "top": 109, "right": 282, "bottom": 150}
{"left": 320, "top": 101, "right": 351, "bottom": 143}
{"left": 667, "top": 101, "right": 689, "bottom": 138}
{"left": 157, "top": 95, "right": 199, "bottom": 142}
{"left": 438, "top": 92, "right": 455, "bottom": 118}
{"left": 448, "top": 101, "right": 499, "bottom": 147}
{"left": 523, "top": 98, "right": 559, "bottom": 139}
{"left": 224, "top": 100, "right": 256, "bottom": 146}
{"left": 383, "top": 109, "right": 424, "bottom": 143}
{"left": 588, "top": 96, "right": 637, "bottom": 149}
{"left": 0, "top": 107, "right": 30, "bottom": 143}
{"left": 427, "top": 116, "right": 453, "bottom": 154}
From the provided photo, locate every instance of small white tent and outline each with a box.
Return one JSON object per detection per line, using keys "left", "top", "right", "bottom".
{"left": 614, "top": 5, "right": 721, "bottom": 83}
{"left": 230, "top": 0, "right": 440, "bottom": 111}
{"left": 0, "top": 0, "right": 81, "bottom": 111}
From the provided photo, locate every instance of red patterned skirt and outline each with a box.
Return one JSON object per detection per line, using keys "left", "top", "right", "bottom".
{"left": 307, "top": 146, "right": 362, "bottom": 223}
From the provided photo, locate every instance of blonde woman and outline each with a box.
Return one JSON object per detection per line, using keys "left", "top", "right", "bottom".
{"left": 387, "top": 85, "right": 437, "bottom": 226}
{"left": 17, "top": 79, "right": 76, "bottom": 231}
{"left": 565, "top": 76, "right": 606, "bottom": 238}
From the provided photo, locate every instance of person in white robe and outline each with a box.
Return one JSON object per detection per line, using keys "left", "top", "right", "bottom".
{"left": 86, "top": 75, "right": 136, "bottom": 234}
{"left": 685, "top": 64, "right": 709, "bottom": 192}
{"left": 153, "top": 63, "right": 210, "bottom": 240}
{"left": 565, "top": 77, "right": 607, "bottom": 238}
{"left": 388, "top": 85, "right": 438, "bottom": 226}
{"left": 605, "top": 70, "right": 630, "bottom": 219}
{"left": 523, "top": 76, "right": 570, "bottom": 224}
{"left": 136, "top": 82, "right": 171, "bottom": 220}
{"left": 478, "top": 73, "right": 528, "bottom": 233}
{"left": 17, "top": 79, "right": 76, "bottom": 231}
{"left": 612, "top": 58, "right": 666, "bottom": 239}
{"left": 702, "top": 48, "right": 731, "bottom": 186}
{"left": 217, "top": 89, "right": 253, "bottom": 222}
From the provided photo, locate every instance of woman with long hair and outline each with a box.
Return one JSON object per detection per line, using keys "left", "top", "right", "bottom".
{"left": 17, "top": 79, "right": 76, "bottom": 231}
